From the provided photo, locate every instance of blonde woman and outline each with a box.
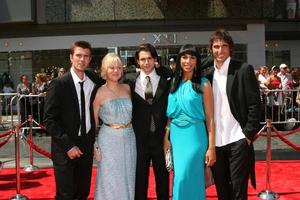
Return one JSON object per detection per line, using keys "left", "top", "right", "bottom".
{"left": 93, "top": 53, "right": 136, "bottom": 200}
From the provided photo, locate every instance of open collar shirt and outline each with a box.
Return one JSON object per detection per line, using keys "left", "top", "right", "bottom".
{"left": 212, "top": 57, "right": 245, "bottom": 147}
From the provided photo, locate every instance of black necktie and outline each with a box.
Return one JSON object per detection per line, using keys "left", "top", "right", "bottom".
{"left": 145, "top": 76, "right": 153, "bottom": 102}
{"left": 145, "top": 76, "right": 155, "bottom": 132}
{"left": 79, "top": 81, "right": 86, "bottom": 135}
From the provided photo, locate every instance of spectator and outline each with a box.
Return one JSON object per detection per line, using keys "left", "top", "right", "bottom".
{"left": 168, "top": 58, "right": 176, "bottom": 72}
{"left": 32, "top": 73, "right": 48, "bottom": 135}
{"left": 58, "top": 67, "right": 66, "bottom": 77}
{"left": 16, "top": 74, "right": 32, "bottom": 129}
{"left": 278, "top": 63, "right": 292, "bottom": 90}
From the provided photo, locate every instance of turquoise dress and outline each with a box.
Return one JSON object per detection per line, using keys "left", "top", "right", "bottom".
{"left": 166, "top": 78, "right": 208, "bottom": 200}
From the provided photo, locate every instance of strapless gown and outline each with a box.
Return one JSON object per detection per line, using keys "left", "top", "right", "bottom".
{"left": 94, "top": 98, "right": 136, "bottom": 200}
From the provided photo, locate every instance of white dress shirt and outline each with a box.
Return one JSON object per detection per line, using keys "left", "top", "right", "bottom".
{"left": 277, "top": 72, "right": 292, "bottom": 90}
{"left": 213, "top": 57, "right": 245, "bottom": 147}
{"left": 135, "top": 69, "right": 160, "bottom": 99}
{"left": 71, "top": 68, "right": 95, "bottom": 135}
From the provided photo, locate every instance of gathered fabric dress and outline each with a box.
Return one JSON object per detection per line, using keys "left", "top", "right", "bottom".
{"left": 166, "top": 78, "right": 208, "bottom": 200}
{"left": 94, "top": 98, "right": 136, "bottom": 200}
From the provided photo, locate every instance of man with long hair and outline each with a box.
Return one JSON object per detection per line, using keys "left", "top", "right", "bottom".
{"left": 206, "top": 29, "right": 261, "bottom": 200}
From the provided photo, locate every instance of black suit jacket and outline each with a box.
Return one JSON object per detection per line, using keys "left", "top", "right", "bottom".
{"left": 206, "top": 59, "right": 261, "bottom": 188}
{"left": 44, "top": 70, "right": 103, "bottom": 160}
{"left": 124, "top": 71, "right": 171, "bottom": 149}
{"left": 206, "top": 59, "right": 261, "bottom": 140}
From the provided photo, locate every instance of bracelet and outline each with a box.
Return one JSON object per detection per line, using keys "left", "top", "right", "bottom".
{"left": 165, "top": 126, "right": 170, "bottom": 132}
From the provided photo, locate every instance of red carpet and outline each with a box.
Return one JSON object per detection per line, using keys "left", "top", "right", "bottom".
{"left": 0, "top": 160, "right": 300, "bottom": 199}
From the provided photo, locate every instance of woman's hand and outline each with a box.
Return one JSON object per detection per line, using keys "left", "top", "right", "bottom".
{"left": 94, "top": 146, "right": 102, "bottom": 162}
{"left": 163, "top": 137, "right": 171, "bottom": 156}
{"left": 205, "top": 148, "right": 216, "bottom": 167}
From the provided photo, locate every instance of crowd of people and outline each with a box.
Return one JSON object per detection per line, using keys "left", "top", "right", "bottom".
{"left": 15, "top": 68, "right": 65, "bottom": 136}
{"left": 4, "top": 27, "right": 293, "bottom": 199}
{"left": 42, "top": 28, "right": 261, "bottom": 200}
{"left": 255, "top": 63, "right": 300, "bottom": 123}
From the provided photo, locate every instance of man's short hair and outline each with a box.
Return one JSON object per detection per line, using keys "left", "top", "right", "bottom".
{"left": 70, "top": 41, "right": 92, "bottom": 55}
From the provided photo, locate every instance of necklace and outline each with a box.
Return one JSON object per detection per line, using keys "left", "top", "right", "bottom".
{"left": 105, "top": 84, "right": 119, "bottom": 94}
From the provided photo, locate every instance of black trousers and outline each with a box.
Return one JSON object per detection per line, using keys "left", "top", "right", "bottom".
{"left": 212, "top": 138, "right": 250, "bottom": 200}
{"left": 135, "top": 132, "right": 169, "bottom": 200}
{"left": 53, "top": 136, "right": 94, "bottom": 200}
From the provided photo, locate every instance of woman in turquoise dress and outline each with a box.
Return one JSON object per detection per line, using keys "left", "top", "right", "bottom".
{"left": 93, "top": 53, "right": 136, "bottom": 200}
{"left": 164, "top": 44, "right": 216, "bottom": 200}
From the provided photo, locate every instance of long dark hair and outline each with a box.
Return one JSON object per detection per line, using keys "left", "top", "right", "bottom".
{"left": 170, "top": 44, "right": 202, "bottom": 93}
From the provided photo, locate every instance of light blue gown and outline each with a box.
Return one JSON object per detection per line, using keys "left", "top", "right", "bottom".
{"left": 166, "top": 78, "right": 208, "bottom": 200}
{"left": 94, "top": 98, "right": 136, "bottom": 200}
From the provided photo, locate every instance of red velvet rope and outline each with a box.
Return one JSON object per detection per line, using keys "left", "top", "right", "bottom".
{"left": 0, "top": 129, "right": 13, "bottom": 138}
{"left": 272, "top": 128, "right": 300, "bottom": 151}
{"left": 253, "top": 125, "right": 300, "bottom": 141}
{"left": 253, "top": 125, "right": 267, "bottom": 141}
{"left": 25, "top": 138, "right": 52, "bottom": 159}
{"left": 0, "top": 132, "right": 13, "bottom": 148}
{"left": 38, "top": 124, "right": 47, "bottom": 131}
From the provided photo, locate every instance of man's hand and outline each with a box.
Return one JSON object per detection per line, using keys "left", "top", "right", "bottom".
{"left": 67, "top": 146, "right": 83, "bottom": 159}
{"left": 246, "top": 138, "right": 251, "bottom": 145}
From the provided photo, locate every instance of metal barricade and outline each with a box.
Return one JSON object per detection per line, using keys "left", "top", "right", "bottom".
{"left": 260, "top": 88, "right": 299, "bottom": 129}
{"left": 16, "top": 94, "right": 46, "bottom": 135}
{"left": 0, "top": 93, "right": 18, "bottom": 129}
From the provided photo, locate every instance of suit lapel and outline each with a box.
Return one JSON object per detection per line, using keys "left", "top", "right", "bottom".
{"left": 226, "top": 60, "right": 238, "bottom": 102}
{"left": 65, "top": 72, "right": 80, "bottom": 115}
{"left": 153, "top": 76, "right": 167, "bottom": 103}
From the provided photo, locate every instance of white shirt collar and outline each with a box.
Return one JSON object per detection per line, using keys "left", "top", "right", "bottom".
{"left": 214, "top": 57, "right": 231, "bottom": 75}
{"left": 140, "top": 69, "right": 158, "bottom": 82}
{"left": 70, "top": 68, "right": 86, "bottom": 84}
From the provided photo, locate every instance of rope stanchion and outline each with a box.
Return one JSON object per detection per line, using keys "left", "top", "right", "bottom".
{"left": 23, "top": 115, "right": 39, "bottom": 172}
{"left": 257, "top": 119, "right": 279, "bottom": 200}
{"left": 19, "top": 116, "right": 51, "bottom": 159}
{"left": 253, "top": 125, "right": 267, "bottom": 141}
{"left": 9, "top": 125, "right": 29, "bottom": 200}
{"left": 24, "top": 138, "right": 52, "bottom": 159}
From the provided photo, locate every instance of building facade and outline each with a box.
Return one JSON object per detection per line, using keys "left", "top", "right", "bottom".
{"left": 0, "top": 0, "right": 299, "bottom": 87}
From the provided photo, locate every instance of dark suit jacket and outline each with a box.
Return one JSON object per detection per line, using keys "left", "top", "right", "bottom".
{"left": 124, "top": 71, "right": 171, "bottom": 149}
{"left": 206, "top": 59, "right": 261, "bottom": 188}
{"left": 44, "top": 70, "right": 103, "bottom": 161}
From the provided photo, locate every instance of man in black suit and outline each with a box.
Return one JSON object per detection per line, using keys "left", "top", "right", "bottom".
{"left": 44, "top": 41, "right": 103, "bottom": 200}
{"left": 206, "top": 29, "right": 261, "bottom": 200}
{"left": 124, "top": 43, "right": 171, "bottom": 200}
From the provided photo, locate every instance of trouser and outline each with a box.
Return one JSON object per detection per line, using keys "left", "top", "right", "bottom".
{"left": 135, "top": 132, "right": 169, "bottom": 200}
{"left": 212, "top": 138, "right": 250, "bottom": 200}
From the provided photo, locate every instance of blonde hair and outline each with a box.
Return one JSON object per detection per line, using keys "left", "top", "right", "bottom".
{"left": 100, "top": 53, "right": 123, "bottom": 80}
{"left": 35, "top": 73, "right": 47, "bottom": 82}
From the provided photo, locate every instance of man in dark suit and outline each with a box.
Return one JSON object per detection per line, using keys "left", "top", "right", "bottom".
{"left": 206, "top": 29, "right": 261, "bottom": 200}
{"left": 44, "top": 41, "right": 103, "bottom": 200}
{"left": 124, "top": 43, "right": 171, "bottom": 200}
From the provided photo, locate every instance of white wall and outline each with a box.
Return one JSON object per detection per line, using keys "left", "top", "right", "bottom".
{"left": 0, "top": 24, "right": 266, "bottom": 68}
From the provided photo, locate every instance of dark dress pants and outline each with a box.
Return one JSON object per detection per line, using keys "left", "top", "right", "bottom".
{"left": 135, "top": 131, "right": 169, "bottom": 200}
{"left": 212, "top": 138, "right": 250, "bottom": 200}
{"left": 53, "top": 135, "right": 94, "bottom": 200}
